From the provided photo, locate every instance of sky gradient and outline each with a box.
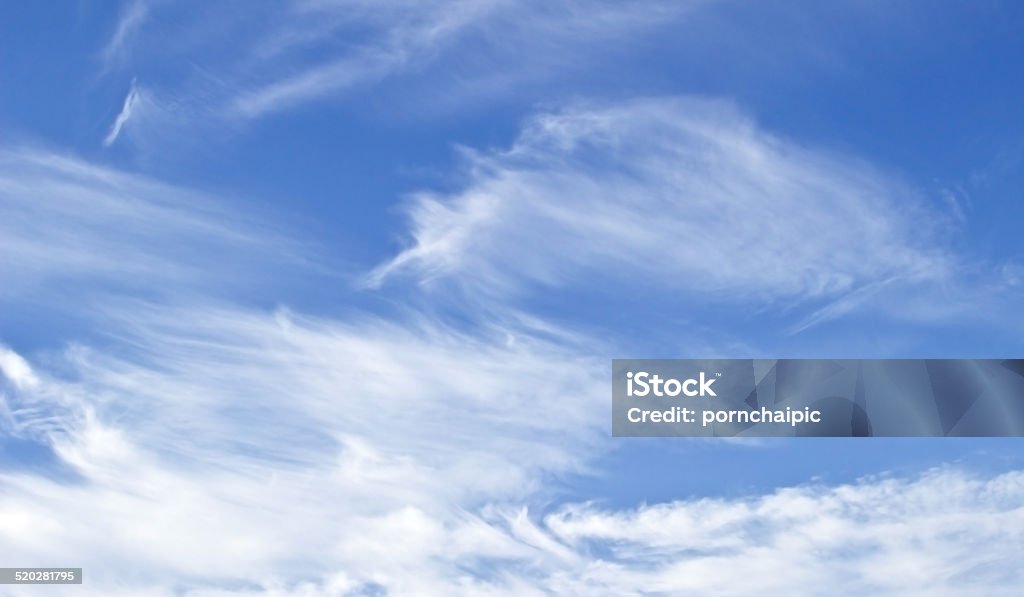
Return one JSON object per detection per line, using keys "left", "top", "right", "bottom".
{"left": 2, "top": 1, "right": 1024, "bottom": 595}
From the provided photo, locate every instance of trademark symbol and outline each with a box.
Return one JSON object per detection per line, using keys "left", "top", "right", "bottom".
{"left": 715, "top": 372, "right": 722, "bottom": 377}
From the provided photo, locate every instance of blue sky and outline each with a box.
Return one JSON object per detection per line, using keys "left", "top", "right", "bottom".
{"left": 2, "top": 1, "right": 1024, "bottom": 594}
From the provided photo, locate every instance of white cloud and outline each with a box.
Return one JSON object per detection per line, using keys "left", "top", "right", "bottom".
{"left": 0, "top": 346, "right": 38, "bottom": 390}
{"left": 370, "top": 97, "right": 963, "bottom": 322}
{"left": 231, "top": 0, "right": 698, "bottom": 119}
{"left": 0, "top": 302, "right": 609, "bottom": 594}
{"left": 230, "top": 0, "right": 500, "bottom": 118}
{"left": 539, "top": 469, "right": 1024, "bottom": 595}
{"left": 3, "top": 369, "right": 1023, "bottom": 597}
{"left": 103, "top": 79, "right": 141, "bottom": 146}
{"left": 100, "top": 0, "right": 151, "bottom": 70}
{"left": 0, "top": 146, "right": 307, "bottom": 302}
{"left": 97, "top": 0, "right": 703, "bottom": 125}
{"left": 0, "top": 146, "right": 609, "bottom": 590}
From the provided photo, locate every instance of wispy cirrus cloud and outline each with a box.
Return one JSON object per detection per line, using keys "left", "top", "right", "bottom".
{"left": 229, "top": 0, "right": 698, "bottom": 119}
{"left": 103, "top": 79, "right": 141, "bottom": 146}
{"left": 369, "top": 97, "right": 1022, "bottom": 330}
{"left": 537, "top": 468, "right": 1024, "bottom": 595}
{"left": 0, "top": 307, "right": 608, "bottom": 594}
{"left": 0, "top": 147, "right": 604, "bottom": 593}
{"left": 95, "top": 0, "right": 703, "bottom": 134}
{"left": 0, "top": 146, "right": 310, "bottom": 303}
{"left": 98, "top": 0, "right": 151, "bottom": 71}
{"left": 0, "top": 347, "right": 38, "bottom": 391}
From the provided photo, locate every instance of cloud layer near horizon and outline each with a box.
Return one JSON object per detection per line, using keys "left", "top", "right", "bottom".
{"left": 2, "top": 341, "right": 1023, "bottom": 597}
